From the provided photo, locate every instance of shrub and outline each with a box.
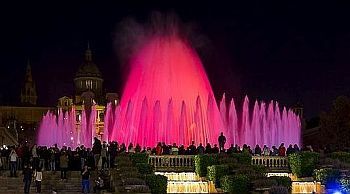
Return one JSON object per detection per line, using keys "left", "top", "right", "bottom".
{"left": 339, "top": 177, "right": 350, "bottom": 193}
{"left": 252, "top": 165, "right": 267, "bottom": 175}
{"left": 313, "top": 168, "right": 341, "bottom": 185}
{"left": 194, "top": 154, "right": 218, "bottom": 177}
{"left": 269, "top": 186, "right": 289, "bottom": 194}
{"left": 129, "top": 153, "right": 149, "bottom": 164}
{"left": 207, "top": 165, "right": 230, "bottom": 187}
{"left": 236, "top": 165, "right": 266, "bottom": 180}
{"left": 269, "top": 176, "right": 292, "bottom": 191}
{"left": 330, "top": 152, "right": 350, "bottom": 164}
{"left": 135, "top": 163, "right": 154, "bottom": 175}
{"left": 218, "top": 154, "right": 239, "bottom": 164}
{"left": 220, "top": 174, "right": 250, "bottom": 194}
{"left": 145, "top": 174, "right": 167, "bottom": 194}
{"left": 231, "top": 152, "right": 252, "bottom": 165}
{"left": 252, "top": 178, "right": 277, "bottom": 189}
{"left": 288, "top": 151, "right": 319, "bottom": 177}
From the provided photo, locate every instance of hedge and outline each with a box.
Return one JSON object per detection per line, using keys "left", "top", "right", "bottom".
{"left": 252, "top": 178, "right": 277, "bottom": 189}
{"left": 269, "top": 176, "right": 292, "bottom": 191}
{"left": 340, "top": 177, "right": 350, "bottom": 193}
{"left": 313, "top": 168, "right": 341, "bottom": 185}
{"left": 288, "top": 151, "right": 319, "bottom": 177}
{"left": 330, "top": 152, "right": 350, "bottom": 164}
{"left": 231, "top": 152, "right": 252, "bottom": 165}
{"left": 220, "top": 174, "right": 250, "bottom": 194}
{"left": 207, "top": 165, "right": 229, "bottom": 187}
{"left": 269, "top": 186, "right": 289, "bottom": 194}
{"left": 145, "top": 174, "right": 168, "bottom": 194}
{"left": 135, "top": 163, "right": 154, "bottom": 175}
{"left": 236, "top": 165, "right": 266, "bottom": 180}
{"left": 129, "top": 153, "right": 149, "bottom": 164}
{"left": 194, "top": 154, "right": 218, "bottom": 177}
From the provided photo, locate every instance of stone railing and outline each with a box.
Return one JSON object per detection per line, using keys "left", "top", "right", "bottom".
{"left": 148, "top": 155, "right": 195, "bottom": 172}
{"left": 148, "top": 155, "right": 289, "bottom": 172}
{"left": 251, "top": 156, "right": 289, "bottom": 170}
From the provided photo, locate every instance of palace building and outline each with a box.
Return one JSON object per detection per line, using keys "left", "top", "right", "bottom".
{"left": 0, "top": 44, "right": 118, "bottom": 146}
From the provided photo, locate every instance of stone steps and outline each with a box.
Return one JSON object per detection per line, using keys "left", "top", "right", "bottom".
{"left": 0, "top": 170, "right": 99, "bottom": 193}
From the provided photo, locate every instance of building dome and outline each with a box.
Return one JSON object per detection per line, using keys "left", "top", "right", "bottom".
{"left": 75, "top": 47, "right": 102, "bottom": 78}
{"left": 74, "top": 44, "right": 104, "bottom": 104}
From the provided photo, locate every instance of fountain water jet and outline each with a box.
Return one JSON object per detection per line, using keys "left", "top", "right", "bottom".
{"left": 37, "top": 14, "right": 301, "bottom": 148}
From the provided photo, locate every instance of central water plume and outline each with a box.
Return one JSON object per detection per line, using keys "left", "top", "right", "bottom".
{"left": 110, "top": 15, "right": 223, "bottom": 147}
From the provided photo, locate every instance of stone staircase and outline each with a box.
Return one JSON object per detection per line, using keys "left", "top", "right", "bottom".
{"left": 0, "top": 170, "right": 98, "bottom": 194}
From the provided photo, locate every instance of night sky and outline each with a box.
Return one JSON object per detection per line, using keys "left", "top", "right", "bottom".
{"left": 0, "top": 1, "right": 349, "bottom": 119}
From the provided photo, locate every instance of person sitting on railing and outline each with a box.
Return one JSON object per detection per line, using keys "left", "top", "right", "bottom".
{"left": 162, "top": 143, "right": 170, "bottom": 155}
{"left": 286, "top": 144, "right": 294, "bottom": 156}
{"left": 171, "top": 143, "right": 179, "bottom": 155}
{"left": 254, "top": 145, "right": 262, "bottom": 156}
{"left": 135, "top": 144, "right": 141, "bottom": 153}
{"left": 278, "top": 143, "right": 286, "bottom": 156}
{"left": 234, "top": 144, "right": 241, "bottom": 153}
{"left": 146, "top": 147, "right": 152, "bottom": 155}
{"left": 262, "top": 145, "right": 270, "bottom": 156}
{"left": 156, "top": 143, "right": 162, "bottom": 155}
{"left": 128, "top": 143, "right": 135, "bottom": 153}
{"left": 188, "top": 141, "right": 197, "bottom": 155}
{"left": 271, "top": 146, "right": 278, "bottom": 156}
{"left": 212, "top": 144, "right": 219, "bottom": 154}
{"left": 293, "top": 144, "right": 300, "bottom": 153}
{"left": 205, "top": 143, "right": 212, "bottom": 154}
{"left": 227, "top": 144, "right": 234, "bottom": 154}
{"left": 119, "top": 143, "right": 126, "bottom": 153}
{"left": 197, "top": 143, "right": 205, "bottom": 154}
{"left": 178, "top": 145, "right": 185, "bottom": 155}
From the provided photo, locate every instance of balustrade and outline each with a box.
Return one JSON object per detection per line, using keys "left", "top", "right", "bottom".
{"left": 148, "top": 155, "right": 289, "bottom": 171}
{"left": 251, "top": 155, "right": 289, "bottom": 169}
{"left": 149, "top": 155, "right": 195, "bottom": 171}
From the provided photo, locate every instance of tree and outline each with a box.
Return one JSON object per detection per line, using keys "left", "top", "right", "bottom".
{"left": 320, "top": 96, "right": 350, "bottom": 149}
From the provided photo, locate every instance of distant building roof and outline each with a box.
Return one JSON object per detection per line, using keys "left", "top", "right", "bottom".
{"left": 75, "top": 44, "right": 102, "bottom": 78}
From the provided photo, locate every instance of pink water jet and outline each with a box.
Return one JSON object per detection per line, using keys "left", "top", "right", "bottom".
{"left": 37, "top": 16, "right": 301, "bottom": 148}
{"left": 109, "top": 33, "right": 223, "bottom": 147}
{"left": 37, "top": 106, "right": 96, "bottom": 147}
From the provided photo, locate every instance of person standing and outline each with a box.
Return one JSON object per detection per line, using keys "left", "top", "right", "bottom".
{"left": 23, "top": 164, "right": 33, "bottom": 194}
{"left": 60, "top": 151, "right": 69, "bottom": 180}
{"left": 81, "top": 165, "right": 91, "bottom": 194}
{"left": 9, "top": 148, "right": 18, "bottom": 177}
{"left": 34, "top": 168, "right": 43, "bottom": 193}
{"left": 92, "top": 137, "right": 102, "bottom": 169}
{"left": 218, "top": 132, "right": 227, "bottom": 152}
{"left": 32, "top": 144, "right": 39, "bottom": 170}
{"left": 101, "top": 143, "right": 107, "bottom": 169}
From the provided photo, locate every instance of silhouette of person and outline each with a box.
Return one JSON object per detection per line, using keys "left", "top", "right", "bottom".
{"left": 218, "top": 132, "right": 226, "bottom": 152}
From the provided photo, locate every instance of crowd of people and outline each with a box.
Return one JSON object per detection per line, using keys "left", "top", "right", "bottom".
{"left": 0, "top": 133, "right": 316, "bottom": 193}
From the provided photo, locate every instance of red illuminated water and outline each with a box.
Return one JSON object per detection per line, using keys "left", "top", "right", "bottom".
{"left": 37, "top": 25, "right": 301, "bottom": 148}
{"left": 109, "top": 35, "right": 223, "bottom": 146}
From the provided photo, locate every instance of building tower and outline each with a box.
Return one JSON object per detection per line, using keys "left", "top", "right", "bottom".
{"left": 74, "top": 43, "right": 103, "bottom": 105}
{"left": 20, "top": 61, "right": 37, "bottom": 105}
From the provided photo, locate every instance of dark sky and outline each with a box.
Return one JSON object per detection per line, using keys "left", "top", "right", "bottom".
{"left": 0, "top": 1, "right": 349, "bottom": 119}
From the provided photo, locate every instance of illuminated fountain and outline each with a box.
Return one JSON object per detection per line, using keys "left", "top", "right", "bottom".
{"left": 108, "top": 15, "right": 301, "bottom": 147}
{"left": 37, "top": 105, "right": 97, "bottom": 147}
{"left": 37, "top": 14, "right": 301, "bottom": 148}
{"left": 155, "top": 172, "right": 216, "bottom": 193}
